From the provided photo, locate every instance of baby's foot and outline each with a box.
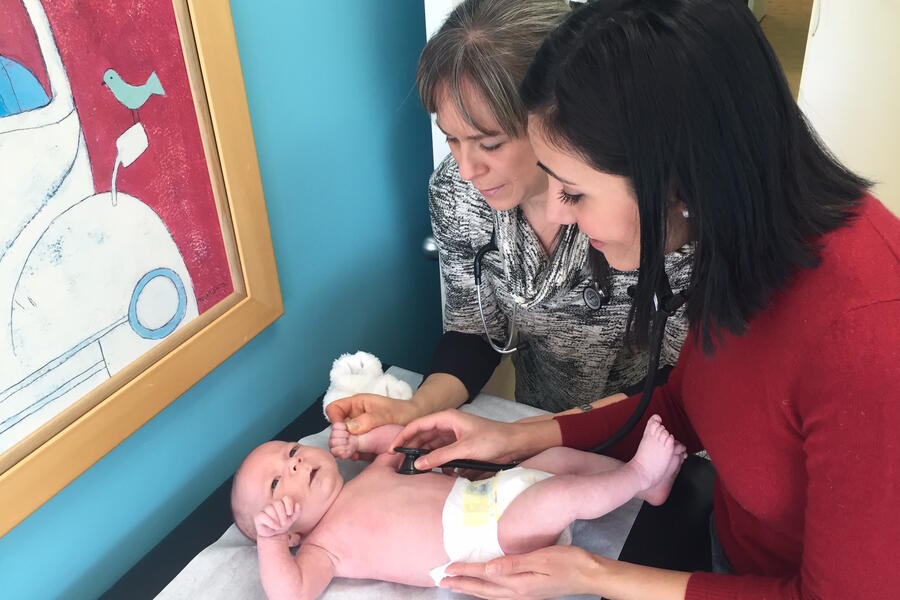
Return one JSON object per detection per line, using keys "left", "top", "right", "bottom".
{"left": 629, "top": 415, "right": 685, "bottom": 506}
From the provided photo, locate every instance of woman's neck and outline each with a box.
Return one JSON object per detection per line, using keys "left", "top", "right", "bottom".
{"left": 519, "top": 190, "right": 560, "bottom": 255}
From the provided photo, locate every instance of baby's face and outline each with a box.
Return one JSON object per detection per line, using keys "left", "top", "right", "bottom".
{"left": 238, "top": 441, "right": 343, "bottom": 534}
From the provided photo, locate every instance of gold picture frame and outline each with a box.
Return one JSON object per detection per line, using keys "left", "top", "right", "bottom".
{"left": 0, "top": 0, "right": 282, "bottom": 536}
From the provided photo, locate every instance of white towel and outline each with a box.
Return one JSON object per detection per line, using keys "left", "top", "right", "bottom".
{"left": 321, "top": 351, "right": 412, "bottom": 421}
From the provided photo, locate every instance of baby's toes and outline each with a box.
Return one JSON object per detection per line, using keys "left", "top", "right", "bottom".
{"left": 659, "top": 430, "right": 675, "bottom": 451}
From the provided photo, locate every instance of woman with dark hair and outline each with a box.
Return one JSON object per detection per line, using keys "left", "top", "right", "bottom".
{"left": 392, "top": 0, "right": 900, "bottom": 597}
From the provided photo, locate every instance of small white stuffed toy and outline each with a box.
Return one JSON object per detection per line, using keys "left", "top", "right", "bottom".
{"left": 322, "top": 351, "right": 413, "bottom": 421}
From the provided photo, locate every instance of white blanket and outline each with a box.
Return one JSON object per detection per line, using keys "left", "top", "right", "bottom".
{"left": 157, "top": 368, "right": 641, "bottom": 600}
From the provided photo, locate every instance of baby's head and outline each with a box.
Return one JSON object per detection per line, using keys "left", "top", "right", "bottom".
{"left": 231, "top": 441, "right": 344, "bottom": 544}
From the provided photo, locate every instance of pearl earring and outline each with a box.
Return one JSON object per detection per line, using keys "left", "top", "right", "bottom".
{"left": 681, "top": 209, "right": 690, "bottom": 219}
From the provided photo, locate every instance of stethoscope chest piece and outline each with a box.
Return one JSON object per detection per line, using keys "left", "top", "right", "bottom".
{"left": 583, "top": 284, "right": 607, "bottom": 311}
{"left": 394, "top": 447, "right": 519, "bottom": 475}
{"left": 395, "top": 447, "right": 431, "bottom": 475}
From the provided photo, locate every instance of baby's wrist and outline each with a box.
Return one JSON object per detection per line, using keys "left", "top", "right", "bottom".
{"left": 352, "top": 431, "right": 369, "bottom": 453}
{"left": 257, "top": 532, "right": 292, "bottom": 546}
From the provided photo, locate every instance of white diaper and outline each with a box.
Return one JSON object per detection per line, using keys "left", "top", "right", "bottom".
{"left": 429, "top": 467, "right": 573, "bottom": 585}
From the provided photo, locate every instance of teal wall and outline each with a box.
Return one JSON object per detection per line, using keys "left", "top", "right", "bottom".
{"left": 0, "top": 2, "right": 440, "bottom": 598}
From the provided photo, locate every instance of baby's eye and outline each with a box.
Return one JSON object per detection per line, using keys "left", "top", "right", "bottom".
{"left": 271, "top": 477, "right": 280, "bottom": 492}
{"left": 289, "top": 446, "right": 298, "bottom": 457}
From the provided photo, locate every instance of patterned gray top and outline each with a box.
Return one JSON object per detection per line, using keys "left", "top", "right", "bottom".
{"left": 429, "top": 155, "right": 693, "bottom": 412}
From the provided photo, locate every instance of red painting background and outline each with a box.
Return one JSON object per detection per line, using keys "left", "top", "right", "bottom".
{"left": 1, "top": 0, "right": 233, "bottom": 313}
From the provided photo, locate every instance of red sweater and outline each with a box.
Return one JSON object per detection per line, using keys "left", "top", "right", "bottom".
{"left": 557, "top": 196, "right": 900, "bottom": 599}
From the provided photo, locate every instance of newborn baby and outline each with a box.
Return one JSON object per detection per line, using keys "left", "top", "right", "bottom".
{"left": 231, "top": 415, "right": 685, "bottom": 599}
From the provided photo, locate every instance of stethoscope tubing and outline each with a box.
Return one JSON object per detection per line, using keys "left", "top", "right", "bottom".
{"left": 473, "top": 226, "right": 686, "bottom": 456}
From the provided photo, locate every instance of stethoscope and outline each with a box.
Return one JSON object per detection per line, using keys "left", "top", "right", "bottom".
{"left": 474, "top": 229, "right": 609, "bottom": 354}
{"left": 393, "top": 229, "right": 688, "bottom": 473}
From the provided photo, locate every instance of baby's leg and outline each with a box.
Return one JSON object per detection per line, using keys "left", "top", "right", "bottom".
{"left": 519, "top": 446, "right": 625, "bottom": 475}
{"left": 520, "top": 418, "right": 686, "bottom": 505}
{"left": 519, "top": 433, "right": 684, "bottom": 506}
{"left": 498, "top": 415, "right": 685, "bottom": 555}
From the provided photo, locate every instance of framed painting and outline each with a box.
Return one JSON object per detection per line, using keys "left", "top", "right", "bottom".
{"left": 0, "top": 0, "right": 282, "bottom": 536}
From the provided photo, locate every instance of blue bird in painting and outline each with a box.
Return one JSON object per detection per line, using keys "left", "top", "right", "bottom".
{"left": 102, "top": 69, "right": 165, "bottom": 120}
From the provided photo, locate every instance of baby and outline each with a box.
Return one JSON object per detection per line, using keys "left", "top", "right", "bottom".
{"left": 231, "top": 415, "right": 686, "bottom": 599}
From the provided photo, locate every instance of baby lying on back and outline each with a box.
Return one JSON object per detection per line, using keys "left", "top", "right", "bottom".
{"left": 231, "top": 415, "right": 686, "bottom": 599}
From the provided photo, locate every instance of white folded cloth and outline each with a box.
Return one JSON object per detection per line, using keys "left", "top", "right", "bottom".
{"left": 322, "top": 352, "right": 413, "bottom": 421}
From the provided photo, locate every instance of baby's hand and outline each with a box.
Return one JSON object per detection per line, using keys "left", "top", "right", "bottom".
{"left": 254, "top": 496, "right": 301, "bottom": 539}
{"left": 329, "top": 421, "right": 360, "bottom": 460}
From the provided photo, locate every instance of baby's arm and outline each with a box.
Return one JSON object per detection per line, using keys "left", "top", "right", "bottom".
{"left": 330, "top": 422, "right": 403, "bottom": 459}
{"left": 255, "top": 497, "right": 335, "bottom": 600}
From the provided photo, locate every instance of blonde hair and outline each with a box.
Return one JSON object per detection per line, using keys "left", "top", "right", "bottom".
{"left": 417, "top": 0, "right": 570, "bottom": 137}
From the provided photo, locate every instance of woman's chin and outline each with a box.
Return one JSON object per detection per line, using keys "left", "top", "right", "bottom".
{"left": 603, "top": 250, "right": 640, "bottom": 272}
{"left": 485, "top": 197, "right": 518, "bottom": 212}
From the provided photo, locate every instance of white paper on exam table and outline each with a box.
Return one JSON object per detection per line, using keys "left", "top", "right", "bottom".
{"left": 157, "top": 367, "right": 641, "bottom": 600}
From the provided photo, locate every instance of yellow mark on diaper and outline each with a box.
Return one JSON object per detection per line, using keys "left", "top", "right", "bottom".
{"left": 462, "top": 478, "right": 497, "bottom": 527}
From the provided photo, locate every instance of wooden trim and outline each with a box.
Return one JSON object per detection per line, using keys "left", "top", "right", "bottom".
{"left": 0, "top": 0, "right": 282, "bottom": 537}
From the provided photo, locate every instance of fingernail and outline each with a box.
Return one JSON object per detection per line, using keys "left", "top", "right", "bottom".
{"left": 414, "top": 459, "right": 426, "bottom": 470}
{"left": 347, "top": 419, "right": 358, "bottom": 432}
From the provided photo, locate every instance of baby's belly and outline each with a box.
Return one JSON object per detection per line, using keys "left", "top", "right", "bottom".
{"left": 320, "top": 472, "right": 456, "bottom": 587}
{"left": 334, "top": 518, "right": 448, "bottom": 587}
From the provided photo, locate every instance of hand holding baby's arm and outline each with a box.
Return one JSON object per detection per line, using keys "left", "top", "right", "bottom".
{"left": 330, "top": 422, "right": 405, "bottom": 460}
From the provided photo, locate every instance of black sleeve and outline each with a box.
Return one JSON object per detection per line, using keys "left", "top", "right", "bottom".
{"left": 425, "top": 331, "right": 501, "bottom": 402}
{"left": 621, "top": 365, "right": 674, "bottom": 397}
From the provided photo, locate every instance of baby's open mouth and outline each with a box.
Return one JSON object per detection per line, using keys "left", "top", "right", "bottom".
{"left": 309, "top": 468, "right": 318, "bottom": 483}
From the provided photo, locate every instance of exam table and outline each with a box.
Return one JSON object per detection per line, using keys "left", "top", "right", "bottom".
{"left": 104, "top": 367, "right": 714, "bottom": 599}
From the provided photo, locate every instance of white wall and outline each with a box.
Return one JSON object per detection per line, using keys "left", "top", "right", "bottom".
{"left": 424, "top": 0, "right": 464, "bottom": 168}
{"left": 798, "top": 0, "right": 900, "bottom": 215}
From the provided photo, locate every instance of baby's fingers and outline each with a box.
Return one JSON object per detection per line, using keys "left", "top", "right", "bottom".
{"left": 281, "top": 496, "right": 295, "bottom": 517}
{"left": 273, "top": 499, "right": 290, "bottom": 522}
{"left": 262, "top": 503, "right": 281, "bottom": 521}
{"left": 255, "top": 513, "right": 277, "bottom": 534}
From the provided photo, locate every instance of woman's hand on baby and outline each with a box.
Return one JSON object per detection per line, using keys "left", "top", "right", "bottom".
{"left": 390, "top": 410, "right": 524, "bottom": 471}
{"left": 441, "top": 545, "right": 601, "bottom": 599}
{"left": 325, "top": 393, "right": 419, "bottom": 435}
{"left": 329, "top": 421, "right": 360, "bottom": 459}
{"left": 254, "top": 496, "right": 301, "bottom": 540}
